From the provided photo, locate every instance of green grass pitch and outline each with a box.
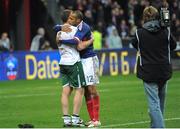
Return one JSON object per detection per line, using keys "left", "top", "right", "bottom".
{"left": 0, "top": 71, "right": 180, "bottom": 128}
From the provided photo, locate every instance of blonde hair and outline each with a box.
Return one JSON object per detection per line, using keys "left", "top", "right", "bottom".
{"left": 143, "top": 6, "right": 159, "bottom": 23}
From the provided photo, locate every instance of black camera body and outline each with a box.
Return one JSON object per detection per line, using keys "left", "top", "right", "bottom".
{"left": 159, "top": 8, "right": 170, "bottom": 27}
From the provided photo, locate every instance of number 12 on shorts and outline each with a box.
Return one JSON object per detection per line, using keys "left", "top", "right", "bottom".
{"left": 87, "top": 75, "right": 93, "bottom": 82}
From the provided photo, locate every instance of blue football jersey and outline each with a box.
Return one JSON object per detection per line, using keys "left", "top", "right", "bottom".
{"left": 75, "top": 21, "right": 96, "bottom": 58}
{"left": 54, "top": 21, "right": 96, "bottom": 58}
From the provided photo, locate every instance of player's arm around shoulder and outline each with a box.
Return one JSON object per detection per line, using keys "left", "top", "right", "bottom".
{"left": 77, "top": 32, "right": 94, "bottom": 51}
{"left": 53, "top": 24, "right": 72, "bottom": 33}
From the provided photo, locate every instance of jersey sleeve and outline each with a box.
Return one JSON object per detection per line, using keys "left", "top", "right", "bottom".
{"left": 74, "top": 23, "right": 91, "bottom": 41}
{"left": 60, "top": 39, "right": 79, "bottom": 45}
{"left": 59, "top": 22, "right": 91, "bottom": 45}
{"left": 53, "top": 24, "right": 61, "bottom": 33}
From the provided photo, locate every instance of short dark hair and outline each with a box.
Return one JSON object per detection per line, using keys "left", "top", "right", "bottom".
{"left": 73, "top": 10, "right": 83, "bottom": 20}
{"left": 61, "top": 9, "right": 72, "bottom": 23}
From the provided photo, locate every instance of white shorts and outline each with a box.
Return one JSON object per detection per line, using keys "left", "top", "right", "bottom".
{"left": 81, "top": 56, "right": 100, "bottom": 86}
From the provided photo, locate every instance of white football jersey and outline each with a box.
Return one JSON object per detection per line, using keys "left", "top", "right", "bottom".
{"left": 57, "top": 25, "right": 80, "bottom": 65}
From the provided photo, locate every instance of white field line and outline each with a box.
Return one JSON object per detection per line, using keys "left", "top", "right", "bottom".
{"left": 0, "top": 81, "right": 134, "bottom": 94}
{"left": 100, "top": 79, "right": 180, "bottom": 85}
{"left": 1, "top": 78, "right": 178, "bottom": 94}
{"left": 0, "top": 93, "right": 57, "bottom": 99}
{"left": 99, "top": 89, "right": 110, "bottom": 92}
{"left": 0, "top": 89, "right": 109, "bottom": 99}
{"left": 1, "top": 77, "right": 179, "bottom": 99}
{"left": 101, "top": 117, "right": 180, "bottom": 127}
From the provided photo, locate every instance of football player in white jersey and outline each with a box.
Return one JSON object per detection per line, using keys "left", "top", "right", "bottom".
{"left": 56, "top": 10, "right": 93, "bottom": 127}
{"left": 57, "top": 10, "right": 101, "bottom": 128}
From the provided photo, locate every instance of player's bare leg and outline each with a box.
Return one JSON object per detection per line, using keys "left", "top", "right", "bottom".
{"left": 73, "top": 88, "right": 84, "bottom": 115}
{"left": 61, "top": 86, "right": 73, "bottom": 115}
{"left": 72, "top": 88, "right": 84, "bottom": 127}
{"left": 61, "top": 86, "right": 73, "bottom": 127}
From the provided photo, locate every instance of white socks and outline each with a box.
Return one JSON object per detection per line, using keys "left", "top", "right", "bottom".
{"left": 62, "top": 115, "right": 71, "bottom": 124}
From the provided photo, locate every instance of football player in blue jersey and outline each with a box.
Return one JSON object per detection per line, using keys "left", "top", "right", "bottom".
{"left": 54, "top": 10, "right": 101, "bottom": 127}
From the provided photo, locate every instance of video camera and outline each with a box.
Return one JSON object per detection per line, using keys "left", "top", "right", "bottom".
{"left": 159, "top": 7, "right": 170, "bottom": 27}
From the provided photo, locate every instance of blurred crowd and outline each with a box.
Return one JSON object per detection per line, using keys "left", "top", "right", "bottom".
{"left": 0, "top": 0, "right": 179, "bottom": 52}
{"left": 0, "top": 32, "right": 14, "bottom": 52}
{"left": 30, "top": 27, "right": 53, "bottom": 51}
{"left": 58, "top": 0, "right": 180, "bottom": 50}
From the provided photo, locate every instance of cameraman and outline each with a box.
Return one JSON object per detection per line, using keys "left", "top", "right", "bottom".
{"left": 131, "top": 6, "right": 176, "bottom": 128}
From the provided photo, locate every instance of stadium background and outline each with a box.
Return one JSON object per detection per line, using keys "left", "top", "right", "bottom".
{"left": 0, "top": 0, "right": 180, "bottom": 128}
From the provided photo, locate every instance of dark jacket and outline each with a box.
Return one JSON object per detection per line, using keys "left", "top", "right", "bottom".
{"left": 131, "top": 20, "right": 177, "bottom": 83}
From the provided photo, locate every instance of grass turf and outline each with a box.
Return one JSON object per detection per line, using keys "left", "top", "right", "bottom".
{"left": 0, "top": 71, "right": 180, "bottom": 128}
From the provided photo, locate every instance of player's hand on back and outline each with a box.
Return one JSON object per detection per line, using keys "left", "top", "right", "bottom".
{"left": 62, "top": 24, "right": 72, "bottom": 32}
{"left": 77, "top": 33, "right": 94, "bottom": 51}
